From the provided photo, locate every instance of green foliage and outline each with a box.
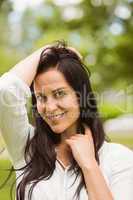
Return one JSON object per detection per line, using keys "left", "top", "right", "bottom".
{"left": 0, "top": 159, "right": 15, "bottom": 200}
{"left": 99, "top": 103, "right": 124, "bottom": 120}
{"left": 109, "top": 134, "right": 133, "bottom": 149}
{"left": 32, "top": 0, "right": 133, "bottom": 92}
{"left": 0, "top": 48, "right": 21, "bottom": 75}
{"left": 0, "top": 0, "right": 133, "bottom": 92}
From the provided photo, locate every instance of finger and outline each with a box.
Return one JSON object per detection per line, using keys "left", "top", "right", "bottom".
{"left": 65, "top": 139, "right": 73, "bottom": 146}
{"left": 70, "top": 134, "right": 82, "bottom": 139}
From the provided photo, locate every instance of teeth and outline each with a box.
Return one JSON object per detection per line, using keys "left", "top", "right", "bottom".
{"left": 47, "top": 112, "right": 66, "bottom": 119}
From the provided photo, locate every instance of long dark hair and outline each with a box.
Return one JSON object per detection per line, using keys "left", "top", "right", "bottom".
{"left": 1, "top": 41, "right": 106, "bottom": 200}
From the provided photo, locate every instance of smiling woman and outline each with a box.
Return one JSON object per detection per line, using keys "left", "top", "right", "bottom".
{"left": 33, "top": 69, "right": 80, "bottom": 134}
{"left": 0, "top": 41, "right": 133, "bottom": 200}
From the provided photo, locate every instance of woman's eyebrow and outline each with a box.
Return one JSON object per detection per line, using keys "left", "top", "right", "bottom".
{"left": 52, "top": 87, "right": 67, "bottom": 92}
{"left": 35, "top": 87, "right": 67, "bottom": 96}
{"left": 35, "top": 92, "right": 44, "bottom": 96}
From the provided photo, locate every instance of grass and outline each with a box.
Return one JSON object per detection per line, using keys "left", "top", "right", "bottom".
{"left": 0, "top": 159, "right": 15, "bottom": 200}
{"left": 108, "top": 133, "right": 133, "bottom": 149}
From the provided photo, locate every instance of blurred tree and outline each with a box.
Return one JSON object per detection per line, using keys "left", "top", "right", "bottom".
{"left": 0, "top": 0, "right": 20, "bottom": 74}
{"left": 1, "top": 0, "right": 133, "bottom": 91}
{"left": 31, "top": 0, "right": 133, "bottom": 91}
{"left": 0, "top": 0, "right": 12, "bottom": 45}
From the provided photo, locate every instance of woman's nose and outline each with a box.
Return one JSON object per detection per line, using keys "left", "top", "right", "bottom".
{"left": 45, "top": 98, "right": 58, "bottom": 113}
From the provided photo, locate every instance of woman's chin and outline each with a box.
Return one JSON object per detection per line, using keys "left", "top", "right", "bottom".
{"left": 50, "top": 125, "right": 66, "bottom": 134}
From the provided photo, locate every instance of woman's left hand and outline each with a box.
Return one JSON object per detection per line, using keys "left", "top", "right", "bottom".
{"left": 65, "top": 124, "right": 96, "bottom": 170}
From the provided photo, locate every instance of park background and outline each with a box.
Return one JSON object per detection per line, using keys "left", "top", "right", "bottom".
{"left": 0, "top": 0, "right": 133, "bottom": 199}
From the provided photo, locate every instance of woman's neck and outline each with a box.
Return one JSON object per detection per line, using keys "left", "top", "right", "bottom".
{"left": 55, "top": 122, "right": 79, "bottom": 167}
{"left": 60, "top": 122, "right": 78, "bottom": 143}
{"left": 55, "top": 142, "right": 72, "bottom": 168}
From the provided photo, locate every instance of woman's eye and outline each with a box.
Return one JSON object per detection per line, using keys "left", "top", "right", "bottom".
{"left": 54, "top": 91, "right": 66, "bottom": 98}
{"left": 36, "top": 95, "right": 47, "bottom": 102}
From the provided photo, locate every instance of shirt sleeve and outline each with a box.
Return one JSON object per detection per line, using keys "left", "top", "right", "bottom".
{"left": 109, "top": 143, "right": 133, "bottom": 200}
{"left": 0, "top": 71, "right": 34, "bottom": 167}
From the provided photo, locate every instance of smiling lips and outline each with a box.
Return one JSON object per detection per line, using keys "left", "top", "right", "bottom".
{"left": 46, "top": 111, "right": 67, "bottom": 120}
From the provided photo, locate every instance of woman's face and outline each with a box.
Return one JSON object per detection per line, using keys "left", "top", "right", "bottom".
{"left": 34, "top": 68, "right": 80, "bottom": 134}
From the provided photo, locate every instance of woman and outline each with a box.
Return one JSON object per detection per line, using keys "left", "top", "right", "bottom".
{"left": 0, "top": 41, "right": 133, "bottom": 200}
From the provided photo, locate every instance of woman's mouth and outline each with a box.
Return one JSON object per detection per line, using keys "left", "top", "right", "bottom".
{"left": 46, "top": 111, "right": 67, "bottom": 121}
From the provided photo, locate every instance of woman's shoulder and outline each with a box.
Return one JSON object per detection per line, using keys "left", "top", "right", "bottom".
{"left": 99, "top": 141, "right": 133, "bottom": 156}
{"left": 99, "top": 141, "right": 133, "bottom": 169}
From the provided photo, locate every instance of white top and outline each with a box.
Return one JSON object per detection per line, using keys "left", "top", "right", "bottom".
{"left": 0, "top": 72, "right": 133, "bottom": 200}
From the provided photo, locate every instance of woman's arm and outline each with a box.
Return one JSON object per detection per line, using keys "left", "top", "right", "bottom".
{"left": 0, "top": 47, "right": 45, "bottom": 167}
{"left": 66, "top": 126, "right": 113, "bottom": 200}
{"left": 81, "top": 161, "right": 113, "bottom": 200}
{"left": 10, "top": 47, "right": 44, "bottom": 86}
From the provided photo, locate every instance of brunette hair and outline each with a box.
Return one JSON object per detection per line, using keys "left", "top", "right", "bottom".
{"left": 1, "top": 41, "right": 106, "bottom": 200}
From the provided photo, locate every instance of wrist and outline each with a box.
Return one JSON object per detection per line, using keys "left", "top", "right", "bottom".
{"left": 81, "top": 158, "right": 98, "bottom": 172}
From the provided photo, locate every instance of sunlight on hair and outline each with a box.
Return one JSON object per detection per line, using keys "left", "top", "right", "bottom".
{"left": 67, "top": 47, "right": 83, "bottom": 60}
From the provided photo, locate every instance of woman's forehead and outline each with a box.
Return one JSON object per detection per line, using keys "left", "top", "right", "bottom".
{"left": 35, "top": 69, "right": 67, "bottom": 84}
{"left": 33, "top": 69, "right": 71, "bottom": 93}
